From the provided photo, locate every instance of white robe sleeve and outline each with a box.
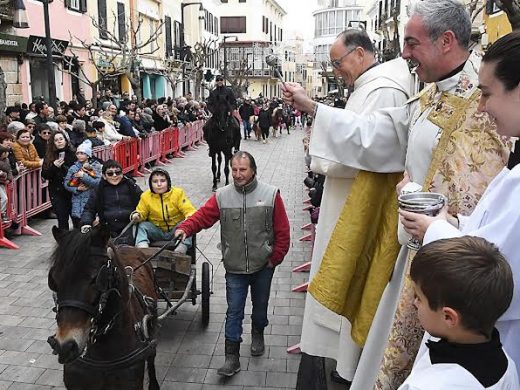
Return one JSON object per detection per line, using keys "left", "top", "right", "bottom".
{"left": 310, "top": 88, "right": 409, "bottom": 178}
{"left": 423, "top": 220, "right": 463, "bottom": 245}
{"left": 309, "top": 103, "right": 411, "bottom": 173}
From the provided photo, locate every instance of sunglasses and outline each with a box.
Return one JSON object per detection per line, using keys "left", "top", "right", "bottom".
{"left": 105, "top": 170, "right": 122, "bottom": 177}
{"left": 41, "top": 131, "right": 51, "bottom": 135}
{"left": 330, "top": 47, "right": 357, "bottom": 69}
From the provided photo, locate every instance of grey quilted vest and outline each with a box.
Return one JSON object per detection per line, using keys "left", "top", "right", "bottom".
{"left": 216, "top": 178, "right": 277, "bottom": 274}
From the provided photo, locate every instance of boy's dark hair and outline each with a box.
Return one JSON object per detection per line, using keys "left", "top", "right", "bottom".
{"left": 102, "top": 159, "right": 122, "bottom": 174}
{"left": 85, "top": 126, "right": 96, "bottom": 134}
{"left": 93, "top": 121, "right": 105, "bottom": 130}
{"left": 411, "top": 236, "right": 513, "bottom": 337}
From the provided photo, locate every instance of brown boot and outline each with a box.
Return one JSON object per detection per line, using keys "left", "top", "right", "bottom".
{"left": 217, "top": 339, "right": 241, "bottom": 376}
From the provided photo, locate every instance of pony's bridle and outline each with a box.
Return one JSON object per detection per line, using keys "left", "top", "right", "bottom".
{"left": 52, "top": 248, "right": 123, "bottom": 347}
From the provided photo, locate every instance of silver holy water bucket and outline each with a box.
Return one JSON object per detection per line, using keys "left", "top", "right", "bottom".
{"left": 398, "top": 192, "right": 447, "bottom": 250}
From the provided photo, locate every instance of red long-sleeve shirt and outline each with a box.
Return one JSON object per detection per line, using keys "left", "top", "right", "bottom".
{"left": 179, "top": 192, "right": 290, "bottom": 266}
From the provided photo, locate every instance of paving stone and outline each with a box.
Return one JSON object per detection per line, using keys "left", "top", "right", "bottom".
{"left": 0, "top": 132, "right": 311, "bottom": 388}
{"left": 0, "top": 365, "right": 44, "bottom": 383}
{"left": 266, "top": 372, "right": 298, "bottom": 388}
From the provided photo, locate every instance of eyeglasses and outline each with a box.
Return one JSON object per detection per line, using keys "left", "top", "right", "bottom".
{"left": 41, "top": 131, "right": 51, "bottom": 135}
{"left": 330, "top": 47, "right": 357, "bottom": 69}
{"left": 105, "top": 170, "right": 122, "bottom": 177}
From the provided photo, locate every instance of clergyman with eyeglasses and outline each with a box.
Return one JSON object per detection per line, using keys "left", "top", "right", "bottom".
{"left": 80, "top": 160, "right": 142, "bottom": 245}
{"left": 290, "top": 28, "right": 414, "bottom": 388}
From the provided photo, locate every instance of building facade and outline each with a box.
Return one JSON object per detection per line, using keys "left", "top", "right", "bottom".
{"left": 217, "top": 0, "right": 286, "bottom": 99}
{"left": 313, "top": 0, "right": 364, "bottom": 96}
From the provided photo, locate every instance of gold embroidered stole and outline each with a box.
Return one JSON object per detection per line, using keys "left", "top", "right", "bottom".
{"left": 308, "top": 169, "right": 403, "bottom": 346}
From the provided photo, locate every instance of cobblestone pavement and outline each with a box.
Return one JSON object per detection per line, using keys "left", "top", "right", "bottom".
{"left": 0, "top": 128, "right": 312, "bottom": 389}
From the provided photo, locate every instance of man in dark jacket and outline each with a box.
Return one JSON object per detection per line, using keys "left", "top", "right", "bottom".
{"left": 207, "top": 76, "right": 237, "bottom": 115}
{"left": 175, "top": 151, "right": 290, "bottom": 377}
{"left": 238, "top": 99, "right": 255, "bottom": 140}
{"left": 80, "top": 160, "right": 142, "bottom": 244}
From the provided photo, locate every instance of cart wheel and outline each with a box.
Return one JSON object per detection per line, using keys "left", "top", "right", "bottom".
{"left": 201, "top": 261, "right": 210, "bottom": 326}
{"left": 191, "top": 269, "right": 197, "bottom": 305}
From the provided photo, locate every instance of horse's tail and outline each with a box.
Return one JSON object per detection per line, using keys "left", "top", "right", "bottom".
{"left": 147, "top": 351, "right": 160, "bottom": 390}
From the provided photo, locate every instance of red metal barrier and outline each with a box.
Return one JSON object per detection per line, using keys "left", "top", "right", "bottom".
{"left": 159, "top": 127, "right": 176, "bottom": 163}
{"left": 139, "top": 132, "right": 162, "bottom": 173}
{"left": 113, "top": 138, "right": 143, "bottom": 177}
{"left": 0, "top": 182, "right": 18, "bottom": 249}
{"left": 92, "top": 144, "right": 113, "bottom": 162}
{"left": 179, "top": 125, "right": 189, "bottom": 149}
{"left": 12, "top": 168, "right": 51, "bottom": 238}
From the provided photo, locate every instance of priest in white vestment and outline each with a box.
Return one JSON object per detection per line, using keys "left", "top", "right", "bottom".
{"left": 398, "top": 31, "right": 520, "bottom": 374}
{"left": 283, "top": 1, "right": 509, "bottom": 388}
{"left": 300, "top": 29, "right": 413, "bottom": 383}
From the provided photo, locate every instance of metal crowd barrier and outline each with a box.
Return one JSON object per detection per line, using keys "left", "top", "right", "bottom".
{"left": 0, "top": 121, "right": 206, "bottom": 249}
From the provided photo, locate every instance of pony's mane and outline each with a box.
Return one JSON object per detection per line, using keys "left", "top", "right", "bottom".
{"left": 50, "top": 229, "right": 95, "bottom": 271}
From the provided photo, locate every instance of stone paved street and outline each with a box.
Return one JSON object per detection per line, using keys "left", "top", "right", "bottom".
{"left": 0, "top": 129, "right": 313, "bottom": 389}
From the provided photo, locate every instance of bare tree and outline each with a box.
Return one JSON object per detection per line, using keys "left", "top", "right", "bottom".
{"left": 224, "top": 57, "right": 252, "bottom": 99}
{"left": 59, "top": 10, "right": 164, "bottom": 106}
{"left": 187, "top": 38, "right": 218, "bottom": 100}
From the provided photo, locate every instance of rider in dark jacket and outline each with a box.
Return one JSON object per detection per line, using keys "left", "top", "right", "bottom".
{"left": 207, "top": 76, "right": 237, "bottom": 115}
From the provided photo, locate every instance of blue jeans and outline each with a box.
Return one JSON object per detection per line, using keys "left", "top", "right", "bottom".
{"left": 224, "top": 266, "right": 275, "bottom": 342}
{"left": 242, "top": 120, "right": 251, "bottom": 138}
{"left": 135, "top": 221, "right": 192, "bottom": 249}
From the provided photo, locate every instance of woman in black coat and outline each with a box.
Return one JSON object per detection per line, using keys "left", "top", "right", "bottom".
{"left": 42, "top": 131, "right": 76, "bottom": 231}
{"left": 32, "top": 124, "right": 53, "bottom": 158}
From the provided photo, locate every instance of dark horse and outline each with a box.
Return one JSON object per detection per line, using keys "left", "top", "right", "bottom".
{"left": 203, "top": 97, "right": 241, "bottom": 191}
{"left": 47, "top": 225, "right": 160, "bottom": 390}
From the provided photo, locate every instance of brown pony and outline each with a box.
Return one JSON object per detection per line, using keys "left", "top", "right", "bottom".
{"left": 47, "top": 225, "right": 159, "bottom": 390}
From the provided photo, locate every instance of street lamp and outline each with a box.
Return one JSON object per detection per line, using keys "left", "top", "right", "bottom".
{"left": 180, "top": 2, "right": 204, "bottom": 95}
{"left": 222, "top": 35, "right": 238, "bottom": 83}
{"left": 42, "top": 0, "right": 57, "bottom": 111}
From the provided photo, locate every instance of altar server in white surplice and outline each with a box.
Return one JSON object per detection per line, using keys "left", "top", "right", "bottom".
{"left": 400, "top": 31, "right": 520, "bottom": 376}
{"left": 283, "top": 1, "right": 509, "bottom": 389}
{"left": 299, "top": 29, "right": 413, "bottom": 384}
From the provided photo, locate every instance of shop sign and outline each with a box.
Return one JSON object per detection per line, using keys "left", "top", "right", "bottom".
{"left": 27, "top": 35, "right": 69, "bottom": 56}
{"left": 0, "top": 33, "right": 28, "bottom": 53}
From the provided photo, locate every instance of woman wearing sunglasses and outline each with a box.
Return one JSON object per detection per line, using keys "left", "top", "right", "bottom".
{"left": 80, "top": 160, "right": 142, "bottom": 245}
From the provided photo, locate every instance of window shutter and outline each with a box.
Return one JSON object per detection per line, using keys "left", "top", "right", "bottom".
{"left": 98, "top": 0, "right": 108, "bottom": 39}
{"left": 165, "top": 16, "right": 172, "bottom": 57}
{"left": 117, "top": 2, "right": 126, "bottom": 43}
{"left": 80, "top": 0, "right": 87, "bottom": 13}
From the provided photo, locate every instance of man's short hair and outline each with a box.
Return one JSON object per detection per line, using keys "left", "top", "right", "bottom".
{"left": 215, "top": 76, "right": 224, "bottom": 81}
{"left": 35, "top": 102, "right": 47, "bottom": 114}
{"left": 411, "top": 236, "right": 513, "bottom": 337}
{"left": 231, "top": 151, "right": 257, "bottom": 175}
{"left": 409, "top": 0, "right": 471, "bottom": 49}
{"left": 5, "top": 106, "right": 20, "bottom": 116}
{"left": 55, "top": 115, "right": 68, "bottom": 124}
{"left": 7, "top": 121, "right": 25, "bottom": 134}
{"left": 93, "top": 121, "right": 105, "bottom": 130}
{"left": 336, "top": 28, "right": 375, "bottom": 53}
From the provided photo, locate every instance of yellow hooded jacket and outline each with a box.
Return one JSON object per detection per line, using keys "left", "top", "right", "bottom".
{"left": 135, "top": 187, "right": 197, "bottom": 232}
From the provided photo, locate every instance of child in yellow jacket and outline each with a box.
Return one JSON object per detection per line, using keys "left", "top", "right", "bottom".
{"left": 131, "top": 168, "right": 196, "bottom": 252}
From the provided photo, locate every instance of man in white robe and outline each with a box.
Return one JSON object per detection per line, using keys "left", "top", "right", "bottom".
{"left": 283, "top": 1, "right": 508, "bottom": 388}
{"left": 299, "top": 29, "right": 413, "bottom": 384}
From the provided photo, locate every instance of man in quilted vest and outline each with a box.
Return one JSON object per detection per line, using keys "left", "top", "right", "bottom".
{"left": 176, "top": 151, "right": 290, "bottom": 376}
